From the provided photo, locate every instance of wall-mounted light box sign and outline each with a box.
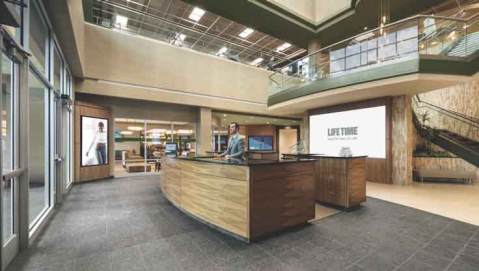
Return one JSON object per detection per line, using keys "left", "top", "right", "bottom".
{"left": 309, "top": 106, "right": 386, "bottom": 158}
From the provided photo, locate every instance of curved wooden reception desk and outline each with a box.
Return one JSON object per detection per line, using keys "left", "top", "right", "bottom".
{"left": 161, "top": 157, "right": 316, "bottom": 241}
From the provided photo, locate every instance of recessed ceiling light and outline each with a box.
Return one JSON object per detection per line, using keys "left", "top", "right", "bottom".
{"left": 189, "top": 7, "right": 206, "bottom": 22}
{"left": 217, "top": 47, "right": 228, "bottom": 55}
{"left": 115, "top": 14, "right": 128, "bottom": 29}
{"left": 120, "top": 131, "right": 133, "bottom": 135}
{"left": 239, "top": 28, "right": 254, "bottom": 38}
{"left": 276, "top": 42, "right": 291, "bottom": 52}
{"left": 176, "top": 33, "right": 186, "bottom": 41}
{"left": 250, "top": 57, "right": 263, "bottom": 66}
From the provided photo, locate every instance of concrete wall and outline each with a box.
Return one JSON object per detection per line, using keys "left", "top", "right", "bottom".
{"left": 75, "top": 93, "right": 198, "bottom": 122}
{"left": 78, "top": 23, "right": 272, "bottom": 115}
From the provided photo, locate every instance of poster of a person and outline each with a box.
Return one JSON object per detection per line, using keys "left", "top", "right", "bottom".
{"left": 81, "top": 117, "right": 108, "bottom": 166}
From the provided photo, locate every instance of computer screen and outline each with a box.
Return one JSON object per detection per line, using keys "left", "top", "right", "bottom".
{"left": 165, "top": 143, "right": 177, "bottom": 157}
{"left": 248, "top": 136, "right": 273, "bottom": 151}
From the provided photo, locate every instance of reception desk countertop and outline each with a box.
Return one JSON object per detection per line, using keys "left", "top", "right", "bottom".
{"left": 176, "top": 156, "right": 317, "bottom": 166}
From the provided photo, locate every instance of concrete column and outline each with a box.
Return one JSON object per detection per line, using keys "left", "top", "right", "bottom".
{"left": 391, "top": 95, "right": 414, "bottom": 185}
{"left": 196, "top": 107, "right": 212, "bottom": 155}
{"left": 308, "top": 38, "right": 322, "bottom": 53}
{"left": 307, "top": 38, "right": 329, "bottom": 78}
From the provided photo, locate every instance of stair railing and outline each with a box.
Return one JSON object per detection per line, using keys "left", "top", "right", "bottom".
{"left": 413, "top": 95, "right": 479, "bottom": 142}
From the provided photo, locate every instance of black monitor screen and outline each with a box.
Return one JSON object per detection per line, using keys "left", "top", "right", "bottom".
{"left": 248, "top": 136, "right": 273, "bottom": 151}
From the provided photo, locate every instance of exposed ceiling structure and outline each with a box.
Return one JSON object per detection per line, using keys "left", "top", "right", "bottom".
{"left": 84, "top": 0, "right": 308, "bottom": 69}
{"left": 182, "top": 0, "right": 460, "bottom": 48}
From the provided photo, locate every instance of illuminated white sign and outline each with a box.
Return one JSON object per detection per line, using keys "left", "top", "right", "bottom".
{"left": 309, "top": 106, "right": 386, "bottom": 158}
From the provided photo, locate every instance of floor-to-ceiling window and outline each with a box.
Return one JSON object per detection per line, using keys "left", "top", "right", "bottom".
{"left": 1, "top": 54, "right": 17, "bottom": 244}
{"left": 27, "top": 0, "right": 53, "bottom": 230}
{"left": 28, "top": 2, "right": 48, "bottom": 77}
{"left": 1, "top": 0, "right": 75, "bottom": 267}
{"left": 64, "top": 70, "right": 73, "bottom": 188}
{"left": 27, "top": 71, "right": 50, "bottom": 227}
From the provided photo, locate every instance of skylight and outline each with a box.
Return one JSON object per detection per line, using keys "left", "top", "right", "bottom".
{"left": 250, "top": 57, "right": 263, "bottom": 66}
{"left": 115, "top": 14, "right": 128, "bottom": 29}
{"left": 239, "top": 28, "right": 254, "bottom": 38}
{"left": 189, "top": 7, "right": 206, "bottom": 22}
{"left": 276, "top": 43, "right": 292, "bottom": 52}
{"left": 217, "top": 46, "right": 228, "bottom": 55}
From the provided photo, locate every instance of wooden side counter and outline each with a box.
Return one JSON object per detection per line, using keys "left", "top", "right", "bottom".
{"left": 315, "top": 157, "right": 367, "bottom": 209}
{"left": 161, "top": 157, "right": 315, "bottom": 241}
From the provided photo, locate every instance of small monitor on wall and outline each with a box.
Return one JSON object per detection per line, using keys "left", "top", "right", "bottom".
{"left": 248, "top": 136, "right": 273, "bottom": 151}
{"left": 165, "top": 143, "right": 177, "bottom": 157}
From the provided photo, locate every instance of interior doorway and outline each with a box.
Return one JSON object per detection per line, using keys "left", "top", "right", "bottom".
{"left": 278, "top": 128, "right": 299, "bottom": 156}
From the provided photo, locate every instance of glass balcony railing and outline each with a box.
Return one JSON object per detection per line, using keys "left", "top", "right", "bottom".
{"left": 269, "top": 14, "right": 479, "bottom": 96}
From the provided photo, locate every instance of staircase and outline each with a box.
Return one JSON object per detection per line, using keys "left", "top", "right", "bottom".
{"left": 447, "top": 32, "right": 479, "bottom": 57}
{"left": 413, "top": 96, "right": 479, "bottom": 167}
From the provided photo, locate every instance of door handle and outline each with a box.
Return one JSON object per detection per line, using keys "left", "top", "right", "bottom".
{"left": 54, "top": 154, "right": 63, "bottom": 163}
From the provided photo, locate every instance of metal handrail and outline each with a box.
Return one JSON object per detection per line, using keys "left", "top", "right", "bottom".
{"left": 413, "top": 95, "right": 479, "bottom": 130}
{"left": 269, "top": 12, "right": 479, "bottom": 91}
{"left": 285, "top": 13, "right": 479, "bottom": 69}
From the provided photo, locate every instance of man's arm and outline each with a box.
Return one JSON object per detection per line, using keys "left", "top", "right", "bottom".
{"left": 219, "top": 141, "right": 231, "bottom": 157}
{"left": 229, "top": 137, "right": 245, "bottom": 159}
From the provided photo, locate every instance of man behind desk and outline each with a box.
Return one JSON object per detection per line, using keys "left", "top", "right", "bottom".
{"left": 219, "top": 122, "right": 245, "bottom": 160}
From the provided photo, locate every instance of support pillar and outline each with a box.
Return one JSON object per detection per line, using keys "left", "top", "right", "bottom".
{"left": 196, "top": 108, "right": 212, "bottom": 155}
{"left": 391, "top": 95, "right": 414, "bottom": 185}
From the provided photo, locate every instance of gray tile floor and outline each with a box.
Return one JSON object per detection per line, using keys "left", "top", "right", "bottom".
{"left": 7, "top": 175, "right": 479, "bottom": 271}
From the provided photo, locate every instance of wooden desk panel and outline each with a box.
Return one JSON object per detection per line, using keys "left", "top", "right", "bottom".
{"left": 161, "top": 158, "right": 315, "bottom": 241}
{"left": 179, "top": 160, "right": 248, "bottom": 181}
{"left": 250, "top": 172, "right": 315, "bottom": 239}
{"left": 315, "top": 157, "right": 366, "bottom": 209}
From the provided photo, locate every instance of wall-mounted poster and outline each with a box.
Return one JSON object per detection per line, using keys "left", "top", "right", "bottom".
{"left": 81, "top": 116, "right": 109, "bottom": 166}
{"left": 309, "top": 106, "right": 386, "bottom": 158}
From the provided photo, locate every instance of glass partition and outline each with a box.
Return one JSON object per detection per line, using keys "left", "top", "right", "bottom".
{"left": 53, "top": 48, "right": 61, "bottom": 90}
{"left": 2, "top": 54, "right": 16, "bottom": 243}
{"left": 29, "top": 2, "right": 49, "bottom": 76}
{"left": 114, "top": 119, "right": 196, "bottom": 177}
{"left": 28, "top": 71, "right": 50, "bottom": 227}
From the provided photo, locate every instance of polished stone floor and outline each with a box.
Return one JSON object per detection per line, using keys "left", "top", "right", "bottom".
{"left": 7, "top": 175, "right": 479, "bottom": 271}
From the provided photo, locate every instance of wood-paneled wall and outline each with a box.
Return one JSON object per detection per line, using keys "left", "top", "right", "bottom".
{"left": 74, "top": 101, "right": 113, "bottom": 183}
{"left": 414, "top": 157, "right": 479, "bottom": 182}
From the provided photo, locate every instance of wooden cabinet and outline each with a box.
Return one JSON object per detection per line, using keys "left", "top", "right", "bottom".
{"left": 315, "top": 157, "right": 366, "bottom": 209}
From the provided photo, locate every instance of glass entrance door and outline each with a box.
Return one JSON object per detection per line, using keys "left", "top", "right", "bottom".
{"left": 1, "top": 53, "right": 21, "bottom": 270}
